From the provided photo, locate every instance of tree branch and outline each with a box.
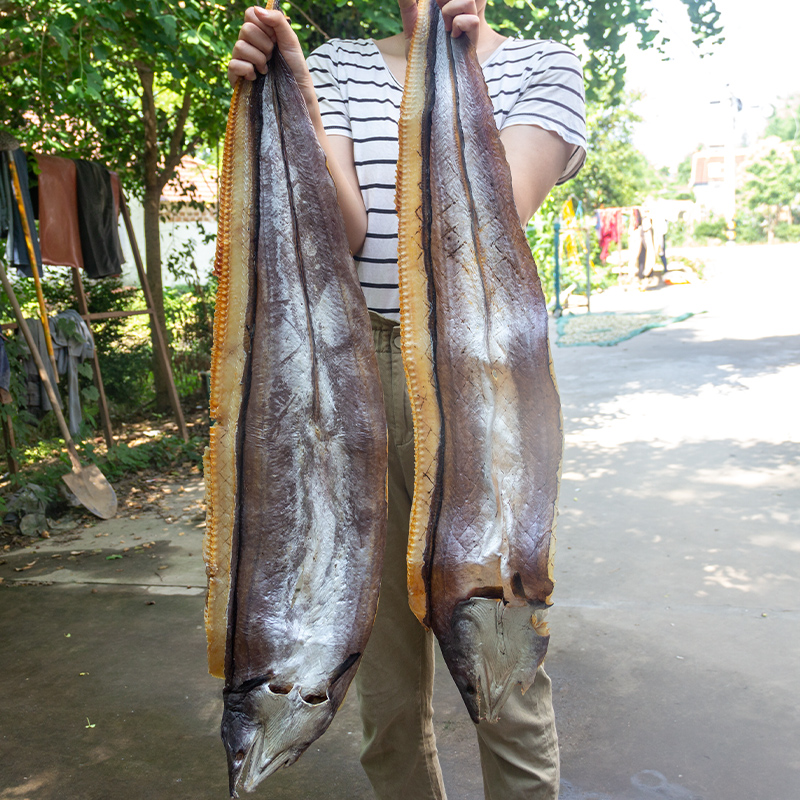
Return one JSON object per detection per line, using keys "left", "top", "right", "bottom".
{"left": 136, "top": 62, "right": 159, "bottom": 189}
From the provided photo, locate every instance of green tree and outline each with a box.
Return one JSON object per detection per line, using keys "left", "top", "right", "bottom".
{"left": 1, "top": 0, "right": 243, "bottom": 409}
{"left": 560, "top": 90, "right": 661, "bottom": 211}
{"left": 764, "top": 97, "right": 800, "bottom": 143}
{"left": 742, "top": 146, "right": 800, "bottom": 242}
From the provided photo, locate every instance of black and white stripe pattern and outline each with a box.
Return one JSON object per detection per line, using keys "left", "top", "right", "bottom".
{"left": 307, "top": 37, "right": 586, "bottom": 320}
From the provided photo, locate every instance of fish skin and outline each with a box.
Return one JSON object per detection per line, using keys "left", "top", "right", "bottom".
{"left": 398, "top": 0, "right": 563, "bottom": 723}
{"left": 206, "top": 49, "right": 387, "bottom": 796}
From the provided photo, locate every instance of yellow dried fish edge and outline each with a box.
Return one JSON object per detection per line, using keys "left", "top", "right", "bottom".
{"left": 396, "top": 0, "right": 441, "bottom": 627}
{"left": 203, "top": 79, "right": 254, "bottom": 679}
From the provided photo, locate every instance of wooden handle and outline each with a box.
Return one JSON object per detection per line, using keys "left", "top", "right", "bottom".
{"left": 7, "top": 157, "right": 60, "bottom": 380}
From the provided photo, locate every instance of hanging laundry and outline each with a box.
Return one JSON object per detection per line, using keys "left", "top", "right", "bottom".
{"left": 652, "top": 214, "right": 668, "bottom": 270}
{"left": 52, "top": 310, "right": 95, "bottom": 436}
{"left": 638, "top": 212, "right": 658, "bottom": 280}
{"left": 596, "top": 208, "right": 622, "bottom": 262}
{"left": 0, "top": 148, "right": 40, "bottom": 278}
{"left": 37, "top": 155, "right": 84, "bottom": 270}
{"left": 75, "top": 160, "right": 124, "bottom": 279}
{"left": 19, "top": 317, "right": 62, "bottom": 416}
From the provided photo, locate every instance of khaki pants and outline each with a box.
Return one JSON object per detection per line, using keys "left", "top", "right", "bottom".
{"left": 355, "top": 313, "right": 560, "bottom": 800}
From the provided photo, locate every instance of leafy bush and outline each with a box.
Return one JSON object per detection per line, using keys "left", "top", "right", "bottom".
{"left": 773, "top": 222, "right": 800, "bottom": 242}
{"left": 693, "top": 216, "right": 728, "bottom": 243}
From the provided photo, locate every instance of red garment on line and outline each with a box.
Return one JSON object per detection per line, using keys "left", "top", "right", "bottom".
{"left": 596, "top": 208, "right": 622, "bottom": 262}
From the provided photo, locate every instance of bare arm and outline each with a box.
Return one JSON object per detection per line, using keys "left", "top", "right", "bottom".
{"left": 228, "top": 7, "right": 367, "bottom": 253}
{"left": 500, "top": 125, "right": 572, "bottom": 226}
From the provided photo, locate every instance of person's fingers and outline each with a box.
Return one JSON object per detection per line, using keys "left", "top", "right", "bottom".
{"left": 231, "top": 39, "right": 272, "bottom": 75}
{"left": 228, "top": 7, "right": 308, "bottom": 89}
{"left": 451, "top": 13, "right": 479, "bottom": 42}
{"left": 438, "top": 0, "right": 478, "bottom": 31}
{"left": 397, "top": 0, "right": 418, "bottom": 40}
{"left": 239, "top": 20, "right": 276, "bottom": 51}
{"left": 228, "top": 58, "right": 258, "bottom": 84}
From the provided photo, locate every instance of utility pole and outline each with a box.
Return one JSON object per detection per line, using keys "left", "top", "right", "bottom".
{"left": 711, "top": 85, "right": 742, "bottom": 243}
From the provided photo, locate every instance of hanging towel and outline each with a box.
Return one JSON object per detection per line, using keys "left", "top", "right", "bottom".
{"left": 75, "top": 160, "right": 123, "bottom": 279}
{"left": 0, "top": 149, "right": 40, "bottom": 278}
{"left": 37, "top": 154, "right": 84, "bottom": 270}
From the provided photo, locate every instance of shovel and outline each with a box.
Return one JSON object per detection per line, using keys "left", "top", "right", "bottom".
{"left": 0, "top": 259, "right": 117, "bottom": 519}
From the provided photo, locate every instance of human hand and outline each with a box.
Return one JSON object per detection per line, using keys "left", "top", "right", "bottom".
{"left": 397, "top": 0, "right": 482, "bottom": 49}
{"left": 227, "top": 6, "right": 311, "bottom": 94}
{"left": 438, "top": 0, "right": 481, "bottom": 43}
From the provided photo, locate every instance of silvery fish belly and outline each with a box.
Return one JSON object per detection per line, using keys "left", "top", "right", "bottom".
{"left": 397, "top": 0, "right": 563, "bottom": 723}
{"left": 203, "top": 53, "right": 387, "bottom": 796}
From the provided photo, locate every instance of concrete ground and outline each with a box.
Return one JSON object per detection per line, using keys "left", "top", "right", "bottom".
{"left": 1, "top": 243, "right": 798, "bottom": 799}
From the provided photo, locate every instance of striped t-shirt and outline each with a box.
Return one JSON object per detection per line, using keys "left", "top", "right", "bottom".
{"left": 307, "top": 37, "right": 587, "bottom": 320}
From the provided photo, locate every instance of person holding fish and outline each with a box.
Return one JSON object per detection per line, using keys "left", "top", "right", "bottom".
{"left": 226, "top": 1, "right": 586, "bottom": 798}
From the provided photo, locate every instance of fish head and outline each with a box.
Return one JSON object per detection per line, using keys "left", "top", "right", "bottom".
{"left": 222, "top": 681, "right": 334, "bottom": 797}
{"left": 440, "top": 597, "right": 550, "bottom": 724}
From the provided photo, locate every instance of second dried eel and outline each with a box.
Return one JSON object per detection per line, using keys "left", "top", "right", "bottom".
{"left": 397, "top": 0, "right": 563, "bottom": 723}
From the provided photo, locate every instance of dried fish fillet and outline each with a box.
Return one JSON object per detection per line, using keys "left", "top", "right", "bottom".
{"left": 204, "top": 48, "right": 387, "bottom": 796}
{"left": 397, "top": 0, "right": 563, "bottom": 723}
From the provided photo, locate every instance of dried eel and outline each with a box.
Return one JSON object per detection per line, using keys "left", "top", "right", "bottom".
{"left": 397, "top": 0, "right": 563, "bottom": 723}
{"left": 204, "top": 41, "right": 387, "bottom": 797}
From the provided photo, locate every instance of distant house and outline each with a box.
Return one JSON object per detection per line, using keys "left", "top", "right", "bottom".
{"left": 689, "top": 147, "right": 748, "bottom": 217}
{"left": 689, "top": 137, "right": 795, "bottom": 221}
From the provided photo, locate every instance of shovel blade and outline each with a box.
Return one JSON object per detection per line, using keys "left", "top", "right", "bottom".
{"left": 62, "top": 465, "right": 118, "bottom": 519}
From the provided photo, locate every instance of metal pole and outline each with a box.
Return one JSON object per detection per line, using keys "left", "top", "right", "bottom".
{"left": 553, "top": 221, "right": 562, "bottom": 318}
{"left": 585, "top": 227, "right": 592, "bottom": 314}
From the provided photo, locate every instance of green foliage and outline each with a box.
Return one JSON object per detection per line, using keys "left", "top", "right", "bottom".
{"left": 163, "top": 282, "right": 215, "bottom": 401}
{"left": 526, "top": 196, "right": 617, "bottom": 306}
{"left": 693, "top": 215, "right": 727, "bottom": 243}
{"left": 5, "top": 433, "right": 205, "bottom": 515}
{"left": 484, "top": 0, "right": 723, "bottom": 103}
{"left": 1, "top": 0, "right": 241, "bottom": 193}
{"left": 563, "top": 89, "right": 662, "bottom": 211}
{"left": 764, "top": 99, "right": 800, "bottom": 143}
{"left": 1, "top": 0, "right": 725, "bottom": 157}
{"left": 742, "top": 146, "right": 800, "bottom": 240}
{"left": 81, "top": 434, "right": 204, "bottom": 483}
{"left": 772, "top": 222, "right": 800, "bottom": 242}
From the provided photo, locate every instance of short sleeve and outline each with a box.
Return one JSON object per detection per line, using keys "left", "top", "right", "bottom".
{"left": 499, "top": 41, "right": 587, "bottom": 184}
{"left": 306, "top": 40, "right": 352, "bottom": 139}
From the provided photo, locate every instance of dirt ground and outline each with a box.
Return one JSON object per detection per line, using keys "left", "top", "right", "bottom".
{"left": 0, "top": 411, "right": 208, "bottom": 560}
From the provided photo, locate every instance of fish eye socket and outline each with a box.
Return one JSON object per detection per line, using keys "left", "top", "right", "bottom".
{"left": 268, "top": 683, "right": 293, "bottom": 695}
{"left": 235, "top": 750, "right": 245, "bottom": 764}
{"left": 301, "top": 692, "right": 328, "bottom": 705}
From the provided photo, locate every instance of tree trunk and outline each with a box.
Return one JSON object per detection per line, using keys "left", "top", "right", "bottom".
{"left": 142, "top": 183, "right": 172, "bottom": 411}
{"left": 139, "top": 63, "right": 173, "bottom": 412}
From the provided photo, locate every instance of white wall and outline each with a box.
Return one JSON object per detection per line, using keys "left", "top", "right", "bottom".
{"left": 117, "top": 198, "right": 217, "bottom": 288}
